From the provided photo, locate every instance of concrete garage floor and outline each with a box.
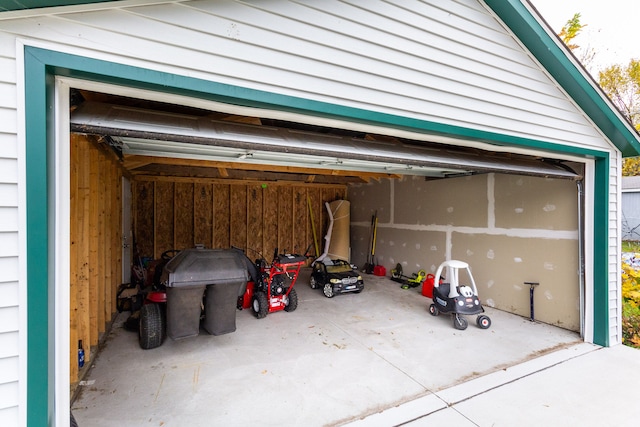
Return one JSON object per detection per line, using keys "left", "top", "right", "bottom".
{"left": 72, "top": 268, "right": 581, "bottom": 426}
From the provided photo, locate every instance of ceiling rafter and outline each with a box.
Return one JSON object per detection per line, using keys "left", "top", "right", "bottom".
{"left": 123, "top": 154, "right": 400, "bottom": 182}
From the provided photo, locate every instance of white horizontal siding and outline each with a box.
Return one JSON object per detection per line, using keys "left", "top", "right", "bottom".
{"left": 0, "top": 332, "right": 19, "bottom": 359}
{"left": 0, "top": 0, "right": 609, "bottom": 151}
{"left": 0, "top": 133, "right": 18, "bottom": 159}
{"left": 0, "top": 83, "right": 16, "bottom": 109}
{"left": 609, "top": 152, "right": 622, "bottom": 345}
{"left": 0, "top": 282, "right": 19, "bottom": 307}
{"left": 0, "top": 406, "right": 18, "bottom": 427}
{"left": 0, "top": 357, "right": 18, "bottom": 385}
{"left": 0, "top": 305, "right": 18, "bottom": 334}
{"left": 0, "top": 235, "right": 18, "bottom": 258}
{"left": 0, "top": 28, "right": 18, "bottom": 57}
{"left": 0, "top": 30, "right": 21, "bottom": 427}
{"left": 0, "top": 184, "right": 18, "bottom": 205}
{"left": 0, "top": 256, "right": 18, "bottom": 284}
{"left": 0, "top": 381, "right": 18, "bottom": 410}
{"left": 0, "top": 108, "right": 16, "bottom": 135}
{"left": 0, "top": 208, "right": 18, "bottom": 233}
{"left": 0, "top": 58, "right": 17, "bottom": 84}
{"left": 0, "top": 160, "right": 18, "bottom": 185}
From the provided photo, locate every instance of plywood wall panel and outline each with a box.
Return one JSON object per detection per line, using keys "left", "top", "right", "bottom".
{"left": 96, "top": 153, "right": 106, "bottom": 334}
{"left": 134, "top": 181, "right": 154, "bottom": 259}
{"left": 194, "top": 183, "right": 213, "bottom": 248}
{"left": 132, "top": 178, "right": 346, "bottom": 262}
{"left": 246, "top": 184, "right": 264, "bottom": 255}
{"left": 102, "top": 156, "right": 112, "bottom": 328}
{"left": 293, "top": 188, "right": 308, "bottom": 255}
{"left": 230, "top": 185, "right": 247, "bottom": 249}
{"left": 108, "top": 160, "right": 122, "bottom": 317}
{"left": 262, "top": 184, "right": 279, "bottom": 259}
{"left": 278, "top": 186, "right": 293, "bottom": 253}
{"left": 214, "top": 183, "right": 230, "bottom": 248}
{"left": 174, "top": 182, "right": 194, "bottom": 250}
{"left": 76, "top": 137, "right": 91, "bottom": 367}
{"left": 154, "top": 181, "right": 175, "bottom": 258}
{"left": 111, "top": 164, "right": 122, "bottom": 311}
{"left": 70, "top": 134, "right": 125, "bottom": 383}
{"left": 69, "top": 135, "right": 80, "bottom": 383}
{"left": 88, "top": 144, "right": 100, "bottom": 349}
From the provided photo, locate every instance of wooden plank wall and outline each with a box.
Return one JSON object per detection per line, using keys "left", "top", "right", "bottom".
{"left": 132, "top": 177, "right": 346, "bottom": 263}
{"left": 70, "top": 133, "right": 123, "bottom": 383}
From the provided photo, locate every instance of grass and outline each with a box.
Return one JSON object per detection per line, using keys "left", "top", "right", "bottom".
{"left": 622, "top": 240, "right": 640, "bottom": 253}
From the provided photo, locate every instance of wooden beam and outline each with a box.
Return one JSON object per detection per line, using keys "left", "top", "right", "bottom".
{"left": 123, "top": 154, "right": 400, "bottom": 181}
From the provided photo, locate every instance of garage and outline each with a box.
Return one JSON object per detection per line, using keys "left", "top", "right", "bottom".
{"left": 2, "top": 1, "right": 639, "bottom": 425}
{"left": 64, "top": 87, "right": 584, "bottom": 425}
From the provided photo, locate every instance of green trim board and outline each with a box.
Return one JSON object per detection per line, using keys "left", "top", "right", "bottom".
{"left": 485, "top": 0, "right": 640, "bottom": 158}
{"left": 24, "top": 47, "right": 55, "bottom": 427}
{"left": 24, "top": 46, "right": 613, "bottom": 424}
{"left": 593, "top": 155, "right": 611, "bottom": 346}
{"left": 0, "top": 0, "right": 115, "bottom": 12}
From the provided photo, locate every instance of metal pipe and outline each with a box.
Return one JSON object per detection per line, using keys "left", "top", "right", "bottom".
{"left": 525, "top": 282, "right": 539, "bottom": 321}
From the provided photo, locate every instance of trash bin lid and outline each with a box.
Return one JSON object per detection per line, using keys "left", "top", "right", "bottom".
{"left": 163, "top": 248, "right": 248, "bottom": 288}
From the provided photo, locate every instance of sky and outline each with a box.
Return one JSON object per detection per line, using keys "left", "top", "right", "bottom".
{"left": 529, "top": 0, "right": 638, "bottom": 70}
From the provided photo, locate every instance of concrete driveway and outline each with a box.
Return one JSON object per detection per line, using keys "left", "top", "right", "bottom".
{"left": 349, "top": 343, "right": 640, "bottom": 426}
{"left": 72, "top": 269, "right": 585, "bottom": 426}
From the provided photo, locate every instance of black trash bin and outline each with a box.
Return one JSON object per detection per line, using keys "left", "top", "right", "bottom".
{"left": 203, "top": 250, "right": 249, "bottom": 335}
{"left": 162, "top": 247, "right": 248, "bottom": 340}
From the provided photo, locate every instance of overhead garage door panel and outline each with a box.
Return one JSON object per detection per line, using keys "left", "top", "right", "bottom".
{"left": 70, "top": 101, "right": 580, "bottom": 180}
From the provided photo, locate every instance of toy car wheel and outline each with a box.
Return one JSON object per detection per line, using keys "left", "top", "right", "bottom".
{"left": 323, "top": 283, "right": 335, "bottom": 298}
{"left": 428, "top": 304, "right": 439, "bottom": 316}
{"left": 310, "top": 276, "right": 319, "bottom": 289}
{"left": 139, "top": 303, "right": 165, "bottom": 350}
{"left": 252, "top": 291, "right": 269, "bottom": 319}
{"left": 453, "top": 314, "right": 468, "bottom": 330}
{"left": 476, "top": 315, "right": 491, "bottom": 329}
{"left": 284, "top": 288, "right": 298, "bottom": 312}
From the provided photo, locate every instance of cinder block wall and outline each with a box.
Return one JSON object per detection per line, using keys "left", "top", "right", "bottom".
{"left": 349, "top": 173, "right": 580, "bottom": 331}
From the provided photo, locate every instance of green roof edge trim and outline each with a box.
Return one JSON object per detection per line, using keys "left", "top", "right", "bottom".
{"left": 484, "top": 0, "right": 640, "bottom": 158}
{"left": 0, "top": 0, "right": 114, "bottom": 12}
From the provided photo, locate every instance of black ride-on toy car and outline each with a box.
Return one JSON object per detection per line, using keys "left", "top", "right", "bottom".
{"left": 250, "top": 249, "right": 307, "bottom": 319}
{"left": 428, "top": 260, "right": 491, "bottom": 331}
{"left": 310, "top": 258, "right": 364, "bottom": 298}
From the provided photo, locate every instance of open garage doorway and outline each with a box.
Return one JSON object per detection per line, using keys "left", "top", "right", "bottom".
{"left": 58, "top": 81, "right": 587, "bottom": 425}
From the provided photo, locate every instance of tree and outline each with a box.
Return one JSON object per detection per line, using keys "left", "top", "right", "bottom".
{"left": 558, "top": 13, "right": 596, "bottom": 71}
{"left": 558, "top": 14, "right": 640, "bottom": 175}
{"left": 558, "top": 13, "right": 585, "bottom": 50}
{"left": 599, "top": 60, "right": 640, "bottom": 130}
{"left": 599, "top": 60, "right": 640, "bottom": 175}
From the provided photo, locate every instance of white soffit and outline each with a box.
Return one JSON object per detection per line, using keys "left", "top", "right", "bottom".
{"left": 70, "top": 102, "right": 579, "bottom": 179}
